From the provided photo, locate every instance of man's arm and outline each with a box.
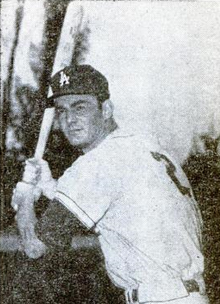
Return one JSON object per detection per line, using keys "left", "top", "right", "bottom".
{"left": 14, "top": 183, "right": 47, "bottom": 259}
{"left": 11, "top": 158, "right": 59, "bottom": 258}
{"left": 13, "top": 159, "right": 99, "bottom": 257}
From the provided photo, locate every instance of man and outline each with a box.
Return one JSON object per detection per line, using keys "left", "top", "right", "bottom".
{"left": 2, "top": 130, "right": 121, "bottom": 304}
{"left": 13, "top": 64, "right": 209, "bottom": 304}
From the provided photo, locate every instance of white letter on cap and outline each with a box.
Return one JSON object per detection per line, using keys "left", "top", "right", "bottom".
{"left": 60, "top": 71, "right": 70, "bottom": 87}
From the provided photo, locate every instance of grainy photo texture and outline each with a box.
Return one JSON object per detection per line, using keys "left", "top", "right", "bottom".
{"left": 1, "top": 1, "right": 220, "bottom": 304}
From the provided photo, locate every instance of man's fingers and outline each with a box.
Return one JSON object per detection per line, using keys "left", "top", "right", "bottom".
{"left": 24, "top": 166, "right": 40, "bottom": 175}
{"left": 25, "top": 158, "right": 52, "bottom": 183}
{"left": 23, "top": 159, "right": 41, "bottom": 184}
{"left": 25, "top": 160, "right": 41, "bottom": 172}
{"left": 25, "top": 157, "right": 39, "bottom": 164}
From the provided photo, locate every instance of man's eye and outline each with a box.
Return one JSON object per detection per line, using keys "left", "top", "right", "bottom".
{"left": 57, "top": 108, "right": 65, "bottom": 115}
{"left": 75, "top": 105, "right": 86, "bottom": 113}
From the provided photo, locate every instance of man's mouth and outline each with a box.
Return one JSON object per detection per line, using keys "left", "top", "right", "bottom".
{"left": 68, "top": 128, "right": 83, "bottom": 134}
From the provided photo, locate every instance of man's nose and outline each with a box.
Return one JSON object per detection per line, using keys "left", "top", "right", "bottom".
{"left": 66, "top": 112, "right": 77, "bottom": 124}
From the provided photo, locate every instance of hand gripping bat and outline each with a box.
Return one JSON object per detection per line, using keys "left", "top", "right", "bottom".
{"left": 11, "top": 2, "right": 85, "bottom": 258}
{"left": 11, "top": 108, "right": 54, "bottom": 258}
{"left": 11, "top": 108, "right": 55, "bottom": 211}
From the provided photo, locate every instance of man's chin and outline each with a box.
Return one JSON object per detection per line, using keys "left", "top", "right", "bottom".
{"left": 67, "top": 136, "right": 85, "bottom": 148}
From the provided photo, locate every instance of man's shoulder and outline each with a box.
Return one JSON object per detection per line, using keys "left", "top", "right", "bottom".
{"left": 101, "top": 128, "right": 161, "bottom": 152}
{"left": 63, "top": 130, "right": 156, "bottom": 175}
{"left": 65, "top": 128, "right": 170, "bottom": 174}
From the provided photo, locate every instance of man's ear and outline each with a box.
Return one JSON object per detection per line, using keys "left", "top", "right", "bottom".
{"left": 102, "top": 99, "right": 114, "bottom": 120}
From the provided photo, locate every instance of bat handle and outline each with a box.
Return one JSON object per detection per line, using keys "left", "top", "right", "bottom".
{"left": 34, "top": 107, "right": 55, "bottom": 159}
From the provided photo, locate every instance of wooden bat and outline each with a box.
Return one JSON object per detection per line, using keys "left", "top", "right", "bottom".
{"left": 11, "top": 3, "right": 86, "bottom": 258}
{"left": 11, "top": 108, "right": 55, "bottom": 210}
{"left": 34, "top": 107, "right": 55, "bottom": 160}
{"left": 33, "top": 2, "right": 85, "bottom": 158}
{"left": 10, "top": 108, "right": 55, "bottom": 258}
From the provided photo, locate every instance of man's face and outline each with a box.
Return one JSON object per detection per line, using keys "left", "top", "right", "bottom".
{"left": 55, "top": 95, "right": 105, "bottom": 150}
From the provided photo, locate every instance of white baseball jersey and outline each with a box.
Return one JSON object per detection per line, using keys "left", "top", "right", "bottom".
{"left": 55, "top": 128, "right": 204, "bottom": 302}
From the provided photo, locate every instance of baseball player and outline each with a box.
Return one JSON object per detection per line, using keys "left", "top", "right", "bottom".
{"left": 13, "top": 65, "right": 209, "bottom": 304}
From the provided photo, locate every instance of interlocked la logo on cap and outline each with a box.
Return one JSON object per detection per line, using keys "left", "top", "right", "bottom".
{"left": 60, "top": 71, "right": 70, "bottom": 87}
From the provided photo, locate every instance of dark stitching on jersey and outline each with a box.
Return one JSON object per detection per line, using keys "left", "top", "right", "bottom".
{"left": 94, "top": 197, "right": 121, "bottom": 228}
{"left": 150, "top": 152, "right": 191, "bottom": 197}
{"left": 56, "top": 191, "right": 95, "bottom": 225}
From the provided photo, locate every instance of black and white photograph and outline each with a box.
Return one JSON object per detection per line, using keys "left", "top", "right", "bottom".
{"left": 1, "top": 1, "right": 220, "bottom": 303}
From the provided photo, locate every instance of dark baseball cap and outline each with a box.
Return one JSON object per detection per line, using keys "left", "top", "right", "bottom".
{"left": 47, "top": 65, "right": 110, "bottom": 104}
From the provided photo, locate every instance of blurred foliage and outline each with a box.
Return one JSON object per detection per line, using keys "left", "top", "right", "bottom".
{"left": 183, "top": 135, "right": 220, "bottom": 304}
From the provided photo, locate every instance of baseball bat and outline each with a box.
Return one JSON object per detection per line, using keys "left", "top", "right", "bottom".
{"left": 10, "top": 108, "right": 55, "bottom": 258}
{"left": 34, "top": 107, "right": 55, "bottom": 159}
{"left": 11, "top": 3, "right": 85, "bottom": 258}
{"left": 11, "top": 108, "right": 55, "bottom": 211}
{"left": 12, "top": 2, "right": 84, "bottom": 211}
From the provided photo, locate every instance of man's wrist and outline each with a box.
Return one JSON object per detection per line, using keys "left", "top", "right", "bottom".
{"left": 41, "top": 178, "right": 58, "bottom": 200}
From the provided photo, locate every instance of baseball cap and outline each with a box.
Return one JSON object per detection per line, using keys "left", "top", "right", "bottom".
{"left": 47, "top": 65, "right": 110, "bottom": 104}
